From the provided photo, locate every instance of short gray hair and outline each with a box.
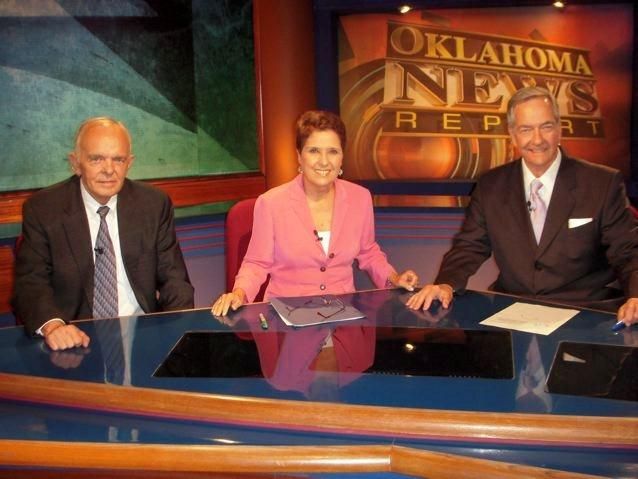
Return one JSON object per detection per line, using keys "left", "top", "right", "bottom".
{"left": 74, "top": 116, "right": 132, "bottom": 152}
{"left": 506, "top": 87, "right": 560, "bottom": 128}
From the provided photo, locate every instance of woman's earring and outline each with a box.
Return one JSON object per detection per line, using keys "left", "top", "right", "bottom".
{"left": 297, "top": 166, "right": 302, "bottom": 174}
{"left": 338, "top": 168, "right": 343, "bottom": 176}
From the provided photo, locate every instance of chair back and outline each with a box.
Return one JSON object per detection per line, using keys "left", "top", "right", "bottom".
{"left": 225, "top": 198, "right": 269, "bottom": 302}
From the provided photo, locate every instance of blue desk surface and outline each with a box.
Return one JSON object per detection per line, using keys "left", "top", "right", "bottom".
{"left": 0, "top": 288, "right": 636, "bottom": 477}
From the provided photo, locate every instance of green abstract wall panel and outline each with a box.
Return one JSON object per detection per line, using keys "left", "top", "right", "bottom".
{"left": 0, "top": 0, "right": 257, "bottom": 192}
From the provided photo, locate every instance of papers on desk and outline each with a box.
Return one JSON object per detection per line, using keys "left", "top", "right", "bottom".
{"left": 480, "top": 302, "right": 579, "bottom": 335}
{"left": 270, "top": 295, "right": 365, "bottom": 328}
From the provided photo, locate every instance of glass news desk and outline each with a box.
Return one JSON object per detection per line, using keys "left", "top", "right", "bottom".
{"left": 0, "top": 288, "right": 636, "bottom": 478}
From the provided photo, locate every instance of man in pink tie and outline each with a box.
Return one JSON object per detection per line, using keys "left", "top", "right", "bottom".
{"left": 407, "top": 87, "right": 638, "bottom": 327}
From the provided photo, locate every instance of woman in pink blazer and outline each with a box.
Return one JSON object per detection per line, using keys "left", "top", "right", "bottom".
{"left": 212, "top": 110, "right": 417, "bottom": 316}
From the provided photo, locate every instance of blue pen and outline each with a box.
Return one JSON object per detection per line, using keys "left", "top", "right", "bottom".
{"left": 611, "top": 321, "right": 627, "bottom": 333}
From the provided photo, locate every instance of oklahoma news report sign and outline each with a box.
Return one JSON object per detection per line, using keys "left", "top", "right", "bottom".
{"left": 340, "top": 21, "right": 605, "bottom": 181}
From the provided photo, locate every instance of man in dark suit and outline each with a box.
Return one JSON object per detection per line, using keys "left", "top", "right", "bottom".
{"left": 13, "top": 117, "right": 194, "bottom": 351}
{"left": 407, "top": 87, "right": 638, "bottom": 326}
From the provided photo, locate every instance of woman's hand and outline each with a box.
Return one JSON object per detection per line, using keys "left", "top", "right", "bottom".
{"left": 389, "top": 270, "right": 419, "bottom": 291}
{"left": 211, "top": 288, "right": 247, "bottom": 317}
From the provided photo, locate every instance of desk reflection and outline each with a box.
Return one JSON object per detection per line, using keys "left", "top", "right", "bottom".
{"left": 158, "top": 312, "right": 376, "bottom": 401}
{"left": 5, "top": 288, "right": 634, "bottom": 417}
{"left": 253, "top": 323, "right": 376, "bottom": 400}
{"left": 157, "top": 293, "right": 513, "bottom": 398}
{"left": 61, "top": 317, "right": 137, "bottom": 384}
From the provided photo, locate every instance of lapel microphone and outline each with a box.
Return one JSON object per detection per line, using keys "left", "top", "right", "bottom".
{"left": 94, "top": 247, "right": 104, "bottom": 255}
{"left": 313, "top": 229, "right": 323, "bottom": 241}
{"left": 527, "top": 200, "right": 535, "bottom": 212}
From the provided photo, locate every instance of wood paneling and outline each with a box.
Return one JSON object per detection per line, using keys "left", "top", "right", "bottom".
{"left": 0, "top": 373, "right": 636, "bottom": 449}
{"left": 0, "top": 173, "right": 267, "bottom": 226}
{"left": 0, "top": 246, "right": 15, "bottom": 315}
{"left": 0, "top": 441, "right": 606, "bottom": 478}
{"left": 0, "top": 190, "right": 32, "bottom": 225}
{"left": 253, "top": 0, "right": 316, "bottom": 190}
{"left": 151, "top": 173, "right": 266, "bottom": 208}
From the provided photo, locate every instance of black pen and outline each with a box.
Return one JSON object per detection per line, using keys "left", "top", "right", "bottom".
{"left": 259, "top": 313, "right": 269, "bottom": 330}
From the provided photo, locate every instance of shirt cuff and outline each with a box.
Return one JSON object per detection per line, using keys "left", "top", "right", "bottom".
{"left": 36, "top": 318, "right": 65, "bottom": 336}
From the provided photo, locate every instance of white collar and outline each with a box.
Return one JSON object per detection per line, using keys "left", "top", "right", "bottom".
{"left": 522, "top": 149, "right": 562, "bottom": 200}
{"left": 79, "top": 179, "right": 118, "bottom": 214}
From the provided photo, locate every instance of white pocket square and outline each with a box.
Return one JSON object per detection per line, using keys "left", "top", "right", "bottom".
{"left": 568, "top": 218, "right": 593, "bottom": 228}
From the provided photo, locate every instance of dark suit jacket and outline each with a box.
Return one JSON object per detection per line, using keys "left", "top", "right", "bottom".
{"left": 13, "top": 176, "right": 194, "bottom": 335}
{"left": 437, "top": 154, "right": 638, "bottom": 311}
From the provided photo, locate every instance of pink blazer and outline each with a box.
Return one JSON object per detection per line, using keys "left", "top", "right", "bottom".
{"left": 253, "top": 323, "right": 376, "bottom": 396}
{"left": 234, "top": 175, "right": 394, "bottom": 302}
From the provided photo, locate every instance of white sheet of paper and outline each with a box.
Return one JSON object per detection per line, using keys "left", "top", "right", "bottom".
{"left": 480, "top": 302, "right": 579, "bottom": 335}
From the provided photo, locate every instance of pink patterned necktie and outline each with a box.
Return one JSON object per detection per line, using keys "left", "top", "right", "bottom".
{"left": 530, "top": 179, "right": 547, "bottom": 244}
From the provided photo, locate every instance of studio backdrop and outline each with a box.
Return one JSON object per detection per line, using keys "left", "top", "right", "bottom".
{"left": 338, "top": 4, "right": 633, "bottom": 190}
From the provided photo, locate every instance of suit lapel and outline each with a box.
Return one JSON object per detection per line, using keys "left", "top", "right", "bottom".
{"left": 117, "top": 180, "right": 136, "bottom": 268}
{"left": 330, "top": 179, "right": 348, "bottom": 252}
{"left": 117, "top": 180, "right": 150, "bottom": 311}
{"left": 505, "top": 161, "right": 538, "bottom": 252}
{"left": 62, "top": 177, "right": 94, "bottom": 308}
{"left": 536, "top": 158, "right": 576, "bottom": 256}
{"left": 289, "top": 175, "right": 326, "bottom": 254}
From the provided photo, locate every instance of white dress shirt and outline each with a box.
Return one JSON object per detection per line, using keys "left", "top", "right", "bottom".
{"left": 37, "top": 183, "right": 143, "bottom": 334}
{"left": 522, "top": 149, "right": 562, "bottom": 210}
{"left": 80, "top": 183, "right": 143, "bottom": 317}
{"left": 317, "top": 230, "right": 331, "bottom": 255}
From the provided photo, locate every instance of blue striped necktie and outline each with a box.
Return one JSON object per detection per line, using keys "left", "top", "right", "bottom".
{"left": 93, "top": 206, "right": 118, "bottom": 319}
{"left": 93, "top": 206, "right": 124, "bottom": 384}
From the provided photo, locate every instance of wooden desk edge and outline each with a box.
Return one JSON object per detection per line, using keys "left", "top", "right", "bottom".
{"left": 0, "top": 441, "right": 608, "bottom": 478}
{"left": 0, "top": 372, "right": 635, "bottom": 449}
